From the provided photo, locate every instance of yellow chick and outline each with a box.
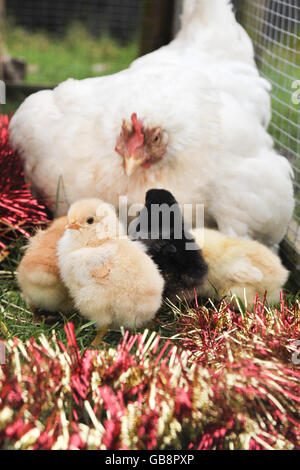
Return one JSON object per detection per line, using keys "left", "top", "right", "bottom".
{"left": 192, "top": 228, "right": 289, "bottom": 306}
{"left": 17, "top": 216, "right": 74, "bottom": 314}
{"left": 57, "top": 199, "right": 164, "bottom": 344}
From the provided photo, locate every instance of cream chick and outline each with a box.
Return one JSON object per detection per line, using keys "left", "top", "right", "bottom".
{"left": 17, "top": 216, "right": 74, "bottom": 314}
{"left": 57, "top": 199, "right": 164, "bottom": 342}
{"left": 192, "top": 228, "right": 289, "bottom": 306}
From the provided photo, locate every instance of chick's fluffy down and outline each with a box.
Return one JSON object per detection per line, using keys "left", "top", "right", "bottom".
{"left": 17, "top": 216, "right": 74, "bottom": 313}
{"left": 192, "top": 228, "right": 289, "bottom": 305}
{"left": 58, "top": 236, "right": 164, "bottom": 329}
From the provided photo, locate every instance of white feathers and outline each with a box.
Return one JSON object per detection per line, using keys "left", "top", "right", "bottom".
{"left": 9, "top": 0, "right": 294, "bottom": 247}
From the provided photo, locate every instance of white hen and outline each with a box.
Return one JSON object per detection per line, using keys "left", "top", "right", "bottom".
{"left": 9, "top": 0, "right": 294, "bottom": 248}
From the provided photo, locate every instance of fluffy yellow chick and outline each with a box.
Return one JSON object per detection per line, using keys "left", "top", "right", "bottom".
{"left": 192, "top": 228, "right": 289, "bottom": 306}
{"left": 57, "top": 199, "right": 164, "bottom": 344}
{"left": 17, "top": 216, "right": 74, "bottom": 314}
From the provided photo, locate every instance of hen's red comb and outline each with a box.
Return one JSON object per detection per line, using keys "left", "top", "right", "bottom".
{"left": 131, "top": 113, "right": 144, "bottom": 141}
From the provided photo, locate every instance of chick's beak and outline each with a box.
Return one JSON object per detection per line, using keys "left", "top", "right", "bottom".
{"left": 66, "top": 222, "right": 81, "bottom": 230}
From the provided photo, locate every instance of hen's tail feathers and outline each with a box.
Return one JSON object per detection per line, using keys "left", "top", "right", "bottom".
{"left": 181, "top": 0, "right": 233, "bottom": 30}
{"left": 178, "top": 0, "right": 253, "bottom": 60}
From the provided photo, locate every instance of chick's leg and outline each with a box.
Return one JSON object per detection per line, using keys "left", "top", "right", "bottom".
{"left": 146, "top": 319, "right": 157, "bottom": 330}
{"left": 31, "top": 306, "right": 39, "bottom": 323}
{"left": 91, "top": 326, "right": 110, "bottom": 347}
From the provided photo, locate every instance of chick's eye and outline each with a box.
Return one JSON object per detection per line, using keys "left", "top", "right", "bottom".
{"left": 87, "top": 217, "right": 94, "bottom": 224}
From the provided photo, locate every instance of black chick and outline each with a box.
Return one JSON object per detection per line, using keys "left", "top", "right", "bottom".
{"left": 130, "top": 189, "right": 208, "bottom": 301}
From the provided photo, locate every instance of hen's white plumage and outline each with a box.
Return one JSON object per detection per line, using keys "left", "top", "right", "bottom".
{"left": 9, "top": 0, "right": 294, "bottom": 247}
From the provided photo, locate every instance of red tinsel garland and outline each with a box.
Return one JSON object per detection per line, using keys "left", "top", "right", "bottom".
{"left": 0, "top": 298, "right": 299, "bottom": 450}
{"left": 0, "top": 115, "right": 49, "bottom": 251}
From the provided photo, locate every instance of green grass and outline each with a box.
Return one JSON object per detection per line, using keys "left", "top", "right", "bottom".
{"left": 244, "top": 25, "right": 300, "bottom": 219}
{"left": 0, "top": 237, "right": 178, "bottom": 350}
{"left": 259, "top": 43, "right": 300, "bottom": 156}
{"left": 262, "top": 57, "right": 300, "bottom": 219}
{"left": 4, "top": 20, "right": 138, "bottom": 84}
{"left": 2, "top": 20, "right": 138, "bottom": 114}
{"left": 0, "top": 235, "right": 298, "bottom": 350}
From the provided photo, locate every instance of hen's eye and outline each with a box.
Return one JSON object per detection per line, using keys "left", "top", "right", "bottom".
{"left": 87, "top": 217, "right": 94, "bottom": 225}
{"left": 153, "top": 134, "right": 160, "bottom": 143}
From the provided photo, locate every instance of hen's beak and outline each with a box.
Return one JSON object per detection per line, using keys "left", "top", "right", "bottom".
{"left": 66, "top": 222, "right": 81, "bottom": 230}
{"left": 124, "top": 157, "right": 143, "bottom": 177}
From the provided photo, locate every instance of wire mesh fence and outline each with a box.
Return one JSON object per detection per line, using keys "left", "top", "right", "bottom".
{"left": 2, "top": 0, "right": 146, "bottom": 97}
{"left": 3, "top": 0, "right": 174, "bottom": 99}
{"left": 6, "top": 0, "right": 143, "bottom": 43}
{"left": 236, "top": 0, "right": 300, "bottom": 269}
